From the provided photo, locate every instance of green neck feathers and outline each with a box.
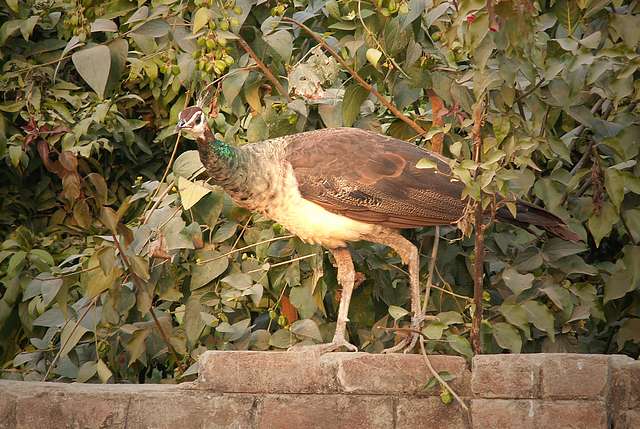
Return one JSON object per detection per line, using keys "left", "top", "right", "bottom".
{"left": 210, "top": 139, "right": 235, "bottom": 160}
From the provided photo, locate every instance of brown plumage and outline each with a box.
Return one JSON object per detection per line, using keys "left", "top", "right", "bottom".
{"left": 177, "top": 106, "right": 580, "bottom": 353}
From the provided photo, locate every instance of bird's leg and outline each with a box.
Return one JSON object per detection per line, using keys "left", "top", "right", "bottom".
{"left": 369, "top": 233, "right": 423, "bottom": 354}
{"left": 288, "top": 247, "right": 358, "bottom": 354}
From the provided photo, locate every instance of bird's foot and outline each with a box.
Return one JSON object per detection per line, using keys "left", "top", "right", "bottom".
{"left": 288, "top": 338, "right": 358, "bottom": 354}
{"left": 382, "top": 314, "right": 425, "bottom": 354}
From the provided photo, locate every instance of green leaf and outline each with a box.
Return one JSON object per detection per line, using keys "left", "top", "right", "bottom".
{"left": 60, "top": 320, "right": 90, "bottom": 358}
{"left": 96, "top": 359, "right": 113, "bottom": 383}
{"left": 522, "top": 301, "right": 555, "bottom": 342}
{"left": 416, "top": 157, "right": 437, "bottom": 169}
{"left": 82, "top": 253, "right": 121, "bottom": 298}
{"left": 290, "top": 319, "right": 322, "bottom": 341}
{"left": 617, "top": 318, "right": 640, "bottom": 350}
{"left": 77, "top": 361, "right": 97, "bottom": 383}
{"left": 542, "top": 238, "right": 587, "bottom": 262}
{"left": 502, "top": 267, "right": 534, "bottom": 296}
{"left": 177, "top": 177, "right": 211, "bottom": 210}
{"left": 264, "top": 30, "right": 293, "bottom": 62}
{"left": 366, "top": 48, "right": 382, "bottom": 67}
{"left": 269, "top": 328, "right": 295, "bottom": 349}
{"left": 605, "top": 169, "right": 625, "bottom": 210}
{"left": 125, "top": 328, "right": 150, "bottom": 365}
{"left": 191, "top": 249, "right": 229, "bottom": 290}
{"left": 492, "top": 322, "right": 522, "bottom": 353}
{"left": 91, "top": 19, "right": 118, "bottom": 33}
{"left": 222, "top": 69, "right": 249, "bottom": 104}
{"left": 588, "top": 202, "right": 618, "bottom": 248}
{"left": 129, "top": 255, "right": 150, "bottom": 281}
{"left": 8, "top": 145, "right": 22, "bottom": 168}
{"left": 447, "top": 334, "right": 473, "bottom": 359}
{"left": 192, "top": 7, "right": 212, "bottom": 34}
{"left": 173, "top": 150, "right": 205, "bottom": 178}
{"left": 99, "top": 206, "right": 119, "bottom": 233}
{"left": 423, "top": 321, "right": 446, "bottom": 340}
{"left": 221, "top": 272, "right": 253, "bottom": 290}
{"left": 72, "top": 45, "right": 112, "bottom": 98}
{"left": 184, "top": 296, "right": 204, "bottom": 346}
{"left": 388, "top": 305, "right": 409, "bottom": 320}
{"left": 437, "top": 311, "right": 464, "bottom": 325}
{"left": 500, "top": 302, "right": 531, "bottom": 339}
{"left": 610, "top": 14, "right": 640, "bottom": 49}
{"left": 342, "top": 84, "right": 369, "bottom": 127}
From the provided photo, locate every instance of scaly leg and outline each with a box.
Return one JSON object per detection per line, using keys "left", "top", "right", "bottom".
{"left": 367, "top": 232, "right": 423, "bottom": 353}
{"left": 289, "top": 247, "right": 358, "bottom": 353}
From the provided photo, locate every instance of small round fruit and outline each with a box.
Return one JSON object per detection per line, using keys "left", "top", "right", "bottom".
{"left": 233, "top": 6, "right": 242, "bottom": 14}
{"left": 171, "top": 65, "right": 180, "bottom": 75}
{"left": 223, "top": 55, "right": 234, "bottom": 65}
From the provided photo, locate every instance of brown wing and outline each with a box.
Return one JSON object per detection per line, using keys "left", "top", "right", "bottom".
{"left": 284, "top": 127, "right": 466, "bottom": 229}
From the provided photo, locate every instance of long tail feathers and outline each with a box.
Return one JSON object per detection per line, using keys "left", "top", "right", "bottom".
{"left": 496, "top": 200, "right": 581, "bottom": 242}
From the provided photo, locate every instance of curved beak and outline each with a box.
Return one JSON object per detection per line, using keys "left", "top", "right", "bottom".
{"left": 176, "top": 118, "right": 186, "bottom": 130}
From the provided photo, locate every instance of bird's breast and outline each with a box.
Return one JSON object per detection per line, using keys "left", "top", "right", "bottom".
{"left": 250, "top": 164, "right": 383, "bottom": 248}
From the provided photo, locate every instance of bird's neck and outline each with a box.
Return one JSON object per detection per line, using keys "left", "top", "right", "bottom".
{"left": 196, "top": 129, "right": 242, "bottom": 188}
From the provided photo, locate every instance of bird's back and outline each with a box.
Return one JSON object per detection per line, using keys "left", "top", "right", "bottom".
{"left": 279, "top": 127, "right": 467, "bottom": 229}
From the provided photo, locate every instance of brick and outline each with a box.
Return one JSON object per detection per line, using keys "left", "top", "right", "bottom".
{"left": 536, "top": 400, "right": 607, "bottom": 429}
{"left": 472, "top": 355, "right": 542, "bottom": 398}
{"left": 0, "top": 389, "right": 16, "bottom": 429}
{"left": 396, "top": 397, "right": 470, "bottom": 429}
{"left": 198, "top": 350, "right": 337, "bottom": 393}
{"left": 12, "top": 384, "right": 129, "bottom": 429}
{"left": 616, "top": 410, "right": 640, "bottom": 429}
{"left": 471, "top": 399, "right": 536, "bottom": 429}
{"left": 126, "top": 389, "right": 254, "bottom": 429}
{"left": 472, "top": 399, "right": 607, "bottom": 429}
{"left": 256, "top": 394, "right": 393, "bottom": 429}
{"left": 321, "top": 352, "right": 470, "bottom": 395}
{"left": 610, "top": 357, "right": 640, "bottom": 410}
{"left": 541, "top": 354, "right": 609, "bottom": 399}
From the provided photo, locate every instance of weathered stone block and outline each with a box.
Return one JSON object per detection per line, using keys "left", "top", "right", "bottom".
{"left": 0, "top": 389, "right": 16, "bottom": 429}
{"left": 256, "top": 394, "right": 393, "bottom": 429}
{"left": 198, "top": 350, "right": 337, "bottom": 393}
{"left": 396, "top": 397, "right": 470, "bottom": 429}
{"left": 536, "top": 400, "right": 607, "bottom": 429}
{"left": 471, "top": 399, "right": 536, "bottom": 429}
{"left": 540, "top": 354, "right": 609, "bottom": 399}
{"left": 321, "top": 352, "right": 470, "bottom": 396}
{"left": 8, "top": 382, "right": 130, "bottom": 429}
{"left": 472, "top": 355, "right": 542, "bottom": 398}
{"left": 610, "top": 356, "right": 640, "bottom": 410}
{"left": 472, "top": 399, "right": 607, "bottom": 429}
{"left": 126, "top": 389, "right": 254, "bottom": 429}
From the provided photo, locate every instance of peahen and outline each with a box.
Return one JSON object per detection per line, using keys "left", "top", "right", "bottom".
{"left": 176, "top": 105, "right": 580, "bottom": 353}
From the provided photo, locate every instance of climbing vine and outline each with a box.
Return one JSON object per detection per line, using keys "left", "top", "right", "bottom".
{"left": 1, "top": 0, "right": 639, "bottom": 384}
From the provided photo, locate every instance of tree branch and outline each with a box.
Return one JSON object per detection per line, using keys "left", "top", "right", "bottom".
{"left": 236, "top": 36, "right": 290, "bottom": 102}
{"left": 282, "top": 17, "right": 427, "bottom": 136}
{"left": 470, "top": 101, "right": 486, "bottom": 355}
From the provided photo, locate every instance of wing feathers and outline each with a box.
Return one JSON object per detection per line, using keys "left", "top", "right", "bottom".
{"left": 284, "top": 128, "right": 466, "bottom": 229}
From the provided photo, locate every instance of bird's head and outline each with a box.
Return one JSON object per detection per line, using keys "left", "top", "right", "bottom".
{"left": 176, "top": 106, "right": 209, "bottom": 140}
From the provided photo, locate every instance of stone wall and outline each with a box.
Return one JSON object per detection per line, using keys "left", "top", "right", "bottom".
{"left": 0, "top": 352, "right": 637, "bottom": 428}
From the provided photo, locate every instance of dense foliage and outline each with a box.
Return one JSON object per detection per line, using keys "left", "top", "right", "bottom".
{"left": 1, "top": 0, "right": 639, "bottom": 383}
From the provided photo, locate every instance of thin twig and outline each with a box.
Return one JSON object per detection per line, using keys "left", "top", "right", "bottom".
{"left": 419, "top": 338, "right": 469, "bottom": 413}
{"left": 43, "top": 298, "right": 97, "bottom": 381}
{"left": 470, "top": 101, "right": 486, "bottom": 355}
{"left": 112, "top": 233, "right": 178, "bottom": 361}
{"left": 196, "top": 234, "right": 295, "bottom": 264}
{"left": 246, "top": 252, "right": 319, "bottom": 274}
{"left": 281, "top": 17, "right": 427, "bottom": 136}
{"left": 236, "top": 36, "right": 290, "bottom": 101}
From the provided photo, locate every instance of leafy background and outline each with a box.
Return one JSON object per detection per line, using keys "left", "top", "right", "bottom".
{"left": 1, "top": 0, "right": 639, "bottom": 384}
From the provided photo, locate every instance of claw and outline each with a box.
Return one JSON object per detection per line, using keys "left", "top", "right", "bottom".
{"left": 382, "top": 314, "right": 425, "bottom": 354}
